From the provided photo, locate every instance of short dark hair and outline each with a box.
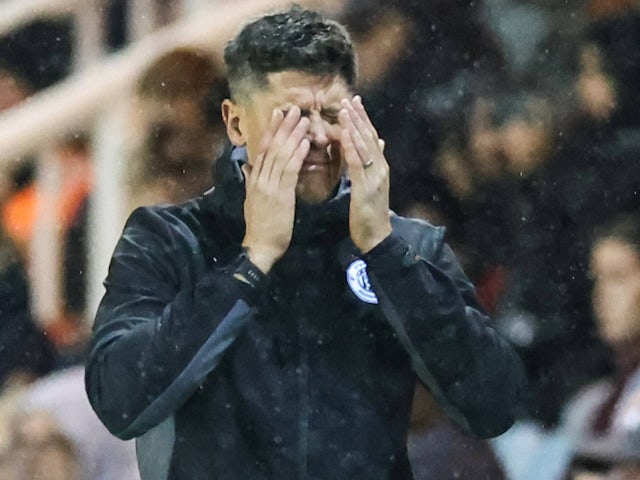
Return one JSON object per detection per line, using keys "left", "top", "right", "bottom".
{"left": 223, "top": 6, "right": 356, "bottom": 100}
{"left": 592, "top": 212, "right": 640, "bottom": 258}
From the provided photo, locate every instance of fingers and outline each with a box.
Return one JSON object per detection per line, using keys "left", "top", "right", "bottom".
{"left": 254, "top": 109, "right": 284, "bottom": 179}
{"left": 339, "top": 109, "right": 366, "bottom": 184}
{"left": 342, "top": 97, "right": 378, "bottom": 150}
{"left": 280, "top": 138, "right": 310, "bottom": 191}
{"left": 257, "top": 109, "right": 284, "bottom": 153}
{"left": 259, "top": 107, "right": 303, "bottom": 181}
{"left": 243, "top": 153, "right": 262, "bottom": 188}
{"left": 339, "top": 96, "right": 385, "bottom": 179}
{"left": 254, "top": 107, "right": 308, "bottom": 187}
{"left": 352, "top": 95, "right": 378, "bottom": 135}
{"left": 270, "top": 113, "right": 309, "bottom": 183}
{"left": 341, "top": 99, "right": 375, "bottom": 166}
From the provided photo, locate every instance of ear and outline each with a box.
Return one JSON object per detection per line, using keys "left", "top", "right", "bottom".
{"left": 222, "top": 99, "right": 246, "bottom": 147}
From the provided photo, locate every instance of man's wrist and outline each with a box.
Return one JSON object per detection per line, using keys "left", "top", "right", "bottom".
{"left": 356, "top": 226, "right": 393, "bottom": 254}
{"left": 242, "top": 246, "right": 277, "bottom": 274}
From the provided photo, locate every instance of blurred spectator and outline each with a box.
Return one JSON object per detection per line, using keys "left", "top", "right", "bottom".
{"left": 433, "top": 42, "right": 640, "bottom": 424}
{"left": 549, "top": 7, "right": 640, "bottom": 165}
{"left": 128, "top": 47, "right": 228, "bottom": 209}
{"left": 340, "top": 0, "right": 506, "bottom": 210}
{"left": 438, "top": 11, "right": 640, "bottom": 478}
{"left": 580, "top": 11, "right": 640, "bottom": 129}
{"left": 481, "top": 1, "right": 631, "bottom": 133}
{"left": 561, "top": 213, "right": 640, "bottom": 479}
{"left": 1, "top": 133, "right": 94, "bottom": 359}
{"left": 507, "top": 10, "right": 640, "bottom": 426}
{"left": 1, "top": 56, "right": 93, "bottom": 354}
{"left": 1, "top": 134, "right": 92, "bottom": 264}
{"left": 0, "top": 410, "right": 81, "bottom": 480}
{"left": 432, "top": 91, "right": 557, "bottom": 314}
{"left": 13, "top": 366, "right": 140, "bottom": 480}
{"left": 0, "top": 233, "right": 56, "bottom": 390}
{"left": 0, "top": 66, "right": 56, "bottom": 403}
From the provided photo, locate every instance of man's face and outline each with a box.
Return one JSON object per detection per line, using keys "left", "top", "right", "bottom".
{"left": 591, "top": 238, "right": 640, "bottom": 345}
{"left": 143, "top": 96, "right": 222, "bottom": 170}
{"left": 226, "top": 71, "right": 351, "bottom": 204}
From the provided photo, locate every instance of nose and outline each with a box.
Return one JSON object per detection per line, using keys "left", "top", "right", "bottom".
{"left": 307, "top": 114, "right": 328, "bottom": 147}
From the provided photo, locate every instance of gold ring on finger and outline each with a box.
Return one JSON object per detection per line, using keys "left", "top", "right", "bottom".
{"left": 363, "top": 159, "right": 374, "bottom": 169}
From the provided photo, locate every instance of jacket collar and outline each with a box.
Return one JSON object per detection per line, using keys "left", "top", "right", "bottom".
{"left": 203, "top": 147, "right": 351, "bottom": 247}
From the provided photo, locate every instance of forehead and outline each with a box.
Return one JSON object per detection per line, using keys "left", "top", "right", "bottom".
{"left": 259, "top": 70, "right": 351, "bottom": 108}
{"left": 592, "top": 239, "right": 640, "bottom": 270}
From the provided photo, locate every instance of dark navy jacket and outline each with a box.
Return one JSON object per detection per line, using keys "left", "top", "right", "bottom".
{"left": 85, "top": 150, "right": 526, "bottom": 480}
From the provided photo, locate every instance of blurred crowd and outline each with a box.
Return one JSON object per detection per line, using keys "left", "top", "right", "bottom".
{"left": 1, "top": 0, "right": 640, "bottom": 478}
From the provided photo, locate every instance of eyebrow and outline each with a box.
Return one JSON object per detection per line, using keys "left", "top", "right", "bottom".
{"left": 280, "top": 97, "right": 342, "bottom": 114}
{"left": 288, "top": 107, "right": 341, "bottom": 118}
{"left": 321, "top": 107, "right": 340, "bottom": 115}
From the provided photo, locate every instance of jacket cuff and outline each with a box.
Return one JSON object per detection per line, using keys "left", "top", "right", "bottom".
{"left": 361, "top": 232, "right": 415, "bottom": 271}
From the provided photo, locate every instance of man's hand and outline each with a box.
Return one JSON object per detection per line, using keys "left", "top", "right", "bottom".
{"left": 242, "top": 107, "right": 310, "bottom": 273}
{"left": 339, "top": 96, "right": 392, "bottom": 253}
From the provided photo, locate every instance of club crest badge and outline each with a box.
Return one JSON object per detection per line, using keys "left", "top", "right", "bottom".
{"left": 346, "top": 259, "right": 379, "bottom": 304}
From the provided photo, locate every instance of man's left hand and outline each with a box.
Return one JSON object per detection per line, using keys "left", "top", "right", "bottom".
{"left": 339, "top": 96, "right": 392, "bottom": 253}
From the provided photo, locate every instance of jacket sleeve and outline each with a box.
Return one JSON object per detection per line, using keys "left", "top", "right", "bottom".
{"left": 85, "top": 206, "right": 258, "bottom": 440}
{"left": 363, "top": 222, "right": 527, "bottom": 438}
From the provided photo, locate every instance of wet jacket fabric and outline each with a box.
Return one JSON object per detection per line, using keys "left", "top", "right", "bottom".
{"left": 85, "top": 149, "right": 526, "bottom": 480}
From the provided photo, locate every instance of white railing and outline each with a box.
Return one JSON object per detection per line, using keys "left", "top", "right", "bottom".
{"left": 0, "top": 0, "right": 334, "bottom": 324}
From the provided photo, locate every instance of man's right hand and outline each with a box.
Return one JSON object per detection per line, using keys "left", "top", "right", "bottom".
{"left": 241, "top": 107, "right": 310, "bottom": 274}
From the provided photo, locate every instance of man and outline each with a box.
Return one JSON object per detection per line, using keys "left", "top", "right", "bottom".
{"left": 85, "top": 7, "right": 526, "bottom": 479}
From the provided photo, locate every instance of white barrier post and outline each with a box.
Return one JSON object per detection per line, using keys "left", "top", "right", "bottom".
{"left": 30, "top": 147, "right": 62, "bottom": 326}
{"left": 86, "top": 100, "right": 129, "bottom": 323}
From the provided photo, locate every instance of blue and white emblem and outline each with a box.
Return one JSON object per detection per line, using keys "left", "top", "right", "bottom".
{"left": 346, "top": 259, "right": 379, "bottom": 304}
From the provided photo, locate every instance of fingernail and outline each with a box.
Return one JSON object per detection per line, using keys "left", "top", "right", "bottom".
{"left": 354, "top": 95, "right": 362, "bottom": 106}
